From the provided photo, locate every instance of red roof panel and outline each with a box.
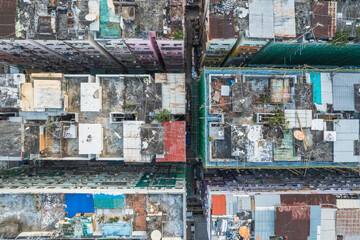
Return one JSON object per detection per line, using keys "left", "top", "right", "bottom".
{"left": 212, "top": 195, "right": 226, "bottom": 215}
{"left": 156, "top": 121, "right": 186, "bottom": 162}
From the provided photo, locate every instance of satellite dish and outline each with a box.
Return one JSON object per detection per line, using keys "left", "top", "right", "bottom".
{"left": 239, "top": 226, "right": 250, "bottom": 238}
{"left": 85, "top": 14, "right": 96, "bottom": 22}
{"left": 151, "top": 230, "right": 162, "bottom": 240}
{"left": 294, "top": 130, "right": 305, "bottom": 141}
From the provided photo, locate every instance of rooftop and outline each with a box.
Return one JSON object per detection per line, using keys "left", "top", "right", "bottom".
{"left": 0, "top": 72, "right": 186, "bottom": 162}
{"left": 14, "top": 0, "right": 184, "bottom": 41}
{"left": 206, "top": 0, "right": 359, "bottom": 42}
{"left": 203, "top": 168, "right": 360, "bottom": 240}
{"left": 0, "top": 164, "right": 186, "bottom": 239}
{"left": 193, "top": 68, "right": 360, "bottom": 168}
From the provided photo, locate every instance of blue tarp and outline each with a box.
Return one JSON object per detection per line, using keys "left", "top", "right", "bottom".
{"left": 65, "top": 194, "right": 95, "bottom": 218}
{"left": 102, "top": 223, "right": 132, "bottom": 236}
{"left": 310, "top": 72, "right": 322, "bottom": 105}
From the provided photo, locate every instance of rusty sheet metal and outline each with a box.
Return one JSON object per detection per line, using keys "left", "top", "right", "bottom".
{"left": 0, "top": 0, "right": 16, "bottom": 38}
{"left": 280, "top": 194, "right": 336, "bottom": 207}
{"left": 156, "top": 121, "right": 186, "bottom": 162}
{"left": 273, "top": 0, "right": 296, "bottom": 38}
{"left": 209, "top": 16, "right": 236, "bottom": 40}
{"left": 312, "top": 1, "right": 337, "bottom": 38}
{"left": 275, "top": 206, "right": 310, "bottom": 240}
{"left": 155, "top": 73, "right": 186, "bottom": 115}
{"left": 336, "top": 209, "right": 360, "bottom": 239}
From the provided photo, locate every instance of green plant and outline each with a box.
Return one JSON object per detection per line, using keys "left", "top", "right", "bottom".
{"left": 124, "top": 103, "right": 137, "bottom": 108}
{"left": 173, "top": 30, "right": 183, "bottom": 40}
{"left": 156, "top": 109, "right": 172, "bottom": 122}
{"left": 109, "top": 216, "right": 120, "bottom": 223}
{"left": 268, "top": 109, "right": 289, "bottom": 131}
{"left": 208, "top": 137, "right": 213, "bottom": 141}
{"left": 135, "top": 24, "right": 141, "bottom": 34}
{"left": 46, "top": 122, "right": 54, "bottom": 132}
{"left": 129, "top": 8, "right": 135, "bottom": 17}
{"left": 261, "top": 95, "right": 270, "bottom": 103}
{"left": 332, "top": 30, "right": 350, "bottom": 46}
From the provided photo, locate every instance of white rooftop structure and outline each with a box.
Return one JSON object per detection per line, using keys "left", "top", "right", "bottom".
{"left": 80, "top": 82, "right": 102, "bottom": 112}
{"left": 33, "top": 80, "right": 62, "bottom": 109}
{"left": 249, "top": 0, "right": 274, "bottom": 39}
{"left": 79, "top": 124, "right": 103, "bottom": 155}
{"left": 334, "top": 119, "right": 359, "bottom": 163}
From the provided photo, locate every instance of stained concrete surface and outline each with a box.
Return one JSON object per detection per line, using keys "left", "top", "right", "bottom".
{"left": 0, "top": 194, "right": 65, "bottom": 231}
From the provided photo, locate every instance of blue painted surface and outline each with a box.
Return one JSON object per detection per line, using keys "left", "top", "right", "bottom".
{"left": 102, "top": 223, "right": 132, "bottom": 236}
{"left": 65, "top": 194, "right": 95, "bottom": 218}
{"left": 255, "top": 209, "right": 275, "bottom": 240}
{"left": 93, "top": 194, "right": 124, "bottom": 209}
{"left": 203, "top": 68, "right": 360, "bottom": 168}
{"left": 310, "top": 72, "right": 322, "bottom": 104}
{"left": 308, "top": 206, "right": 321, "bottom": 240}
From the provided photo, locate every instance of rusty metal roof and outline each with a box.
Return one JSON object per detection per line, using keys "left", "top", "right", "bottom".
{"left": 312, "top": 1, "right": 337, "bottom": 38}
{"left": 280, "top": 194, "right": 336, "bottom": 207}
{"left": 275, "top": 206, "right": 310, "bottom": 240}
{"left": 0, "top": 0, "right": 16, "bottom": 38}
{"left": 336, "top": 209, "right": 360, "bottom": 239}
{"left": 209, "top": 16, "right": 236, "bottom": 40}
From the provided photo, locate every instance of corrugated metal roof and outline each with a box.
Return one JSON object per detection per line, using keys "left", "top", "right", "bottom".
{"left": 155, "top": 73, "right": 186, "bottom": 115}
{"left": 255, "top": 209, "right": 275, "bottom": 240}
{"left": 336, "top": 199, "right": 360, "bottom": 209}
{"left": 273, "top": 0, "right": 296, "bottom": 38}
{"left": 156, "top": 121, "right": 186, "bottom": 162}
{"left": 321, "top": 208, "right": 336, "bottom": 240}
{"left": 275, "top": 206, "right": 310, "bottom": 240}
{"left": 312, "top": 2, "right": 337, "bottom": 38}
{"left": 226, "top": 195, "right": 251, "bottom": 215}
{"left": 249, "top": 0, "right": 274, "bottom": 39}
{"left": 212, "top": 195, "right": 226, "bottom": 215}
{"left": 209, "top": 16, "right": 236, "bottom": 40}
{"left": 123, "top": 121, "right": 144, "bottom": 162}
{"left": 284, "top": 110, "right": 312, "bottom": 129}
{"left": 280, "top": 194, "right": 336, "bottom": 206}
{"left": 332, "top": 73, "right": 360, "bottom": 111}
{"left": 336, "top": 209, "right": 360, "bottom": 240}
{"left": 308, "top": 206, "right": 321, "bottom": 240}
{"left": 0, "top": 0, "right": 16, "bottom": 38}
{"left": 334, "top": 120, "right": 359, "bottom": 163}
{"left": 255, "top": 195, "right": 281, "bottom": 208}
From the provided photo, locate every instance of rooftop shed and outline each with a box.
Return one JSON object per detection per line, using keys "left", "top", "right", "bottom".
{"left": 273, "top": 0, "right": 296, "bottom": 38}
{"left": 155, "top": 73, "right": 186, "bottom": 115}
{"left": 79, "top": 124, "right": 103, "bottom": 155}
{"left": 334, "top": 119, "right": 359, "bottom": 163}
